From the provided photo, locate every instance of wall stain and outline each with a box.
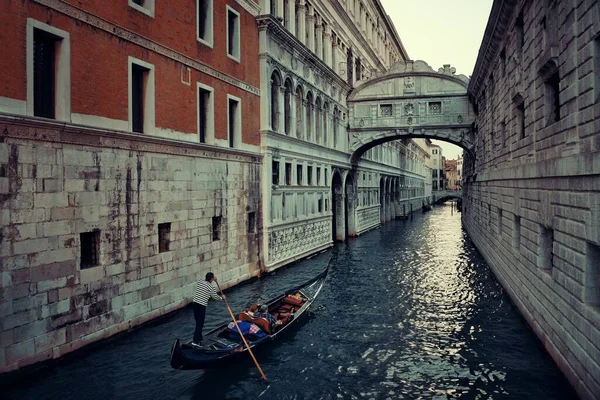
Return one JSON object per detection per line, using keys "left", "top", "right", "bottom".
{"left": 125, "top": 166, "right": 133, "bottom": 271}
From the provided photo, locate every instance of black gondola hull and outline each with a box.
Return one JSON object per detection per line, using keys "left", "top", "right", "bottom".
{"left": 170, "top": 263, "right": 329, "bottom": 370}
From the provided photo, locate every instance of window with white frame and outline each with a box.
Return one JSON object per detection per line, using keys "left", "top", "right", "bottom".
{"left": 128, "top": 57, "right": 155, "bottom": 134}
{"left": 227, "top": 95, "right": 241, "bottom": 148}
{"left": 226, "top": 6, "right": 240, "bottom": 62}
{"left": 27, "top": 19, "right": 71, "bottom": 121}
{"left": 129, "top": 0, "right": 155, "bottom": 18}
{"left": 197, "top": 83, "right": 214, "bottom": 144}
{"left": 197, "top": 0, "right": 214, "bottom": 47}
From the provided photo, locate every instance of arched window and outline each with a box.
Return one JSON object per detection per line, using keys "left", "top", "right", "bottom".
{"left": 333, "top": 106, "right": 339, "bottom": 148}
{"left": 306, "top": 91, "right": 313, "bottom": 141}
{"left": 296, "top": 85, "right": 304, "bottom": 139}
{"left": 270, "top": 71, "right": 281, "bottom": 132}
{"left": 284, "top": 79, "right": 293, "bottom": 135}
{"left": 314, "top": 97, "right": 322, "bottom": 144}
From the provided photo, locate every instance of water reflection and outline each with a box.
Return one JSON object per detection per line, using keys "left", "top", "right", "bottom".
{"left": 3, "top": 203, "right": 577, "bottom": 399}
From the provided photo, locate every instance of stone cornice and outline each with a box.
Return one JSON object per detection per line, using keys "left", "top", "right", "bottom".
{"left": 33, "top": 0, "right": 260, "bottom": 96}
{"left": 0, "top": 114, "right": 262, "bottom": 163}
{"left": 469, "top": 0, "right": 518, "bottom": 97}
{"left": 257, "top": 15, "right": 350, "bottom": 92}
{"left": 235, "top": 0, "right": 260, "bottom": 16}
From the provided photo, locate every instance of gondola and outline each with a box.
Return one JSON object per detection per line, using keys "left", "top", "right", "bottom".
{"left": 170, "top": 262, "right": 330, "bottom": 370}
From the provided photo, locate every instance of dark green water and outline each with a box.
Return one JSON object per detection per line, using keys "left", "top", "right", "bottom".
{"left": 3, "top": 203, "right": 577, "bottom": 399}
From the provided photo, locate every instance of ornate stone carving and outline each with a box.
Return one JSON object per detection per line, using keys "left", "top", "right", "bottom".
{"left": 268, "top": 219, "right": 331, "bottom": 263}
{"left": 303, "top": 65, "right": 310, "bottom": 78}
{"left": 404, "top": 103, "right": 414, "bottom": 115}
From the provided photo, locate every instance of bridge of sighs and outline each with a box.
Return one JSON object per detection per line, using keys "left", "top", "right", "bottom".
{"left": 331, "top": 61, "right": 475, "bottom": 241}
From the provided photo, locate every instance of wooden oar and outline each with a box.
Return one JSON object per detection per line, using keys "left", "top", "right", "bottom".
{"left": 216, "top": 281, "right": 268, "bottom": 382}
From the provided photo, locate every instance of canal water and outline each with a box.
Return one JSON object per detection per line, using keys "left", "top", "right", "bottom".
{"left": 4, "top": 203, "right": 578, "bottom": 399}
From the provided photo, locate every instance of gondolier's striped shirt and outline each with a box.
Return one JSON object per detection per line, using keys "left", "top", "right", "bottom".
{"left": 193, "top": 280, "right": 222, "bottom": 306}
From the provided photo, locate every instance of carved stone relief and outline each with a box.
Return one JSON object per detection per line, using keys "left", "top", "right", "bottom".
{"left": 268, "top": 220, "right": 331, "bottom": 263}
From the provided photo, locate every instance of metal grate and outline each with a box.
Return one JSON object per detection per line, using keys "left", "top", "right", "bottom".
{"left": 380, "top": 104, "right": 393, "bottom": 117}
{"left": 428, "top": 102, "right": 442, "bottom": 114}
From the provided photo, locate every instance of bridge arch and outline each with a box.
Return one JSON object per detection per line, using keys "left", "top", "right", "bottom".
{"left": 347, "top": 60, "right": 476, "bottom": 164}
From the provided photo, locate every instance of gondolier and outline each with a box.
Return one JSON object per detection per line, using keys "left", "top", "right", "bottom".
{"left": 192, "top": 272, "right": 225, "bottom": 347}
{"left": 171, "top": 261, "right": 331, "bottom": 370}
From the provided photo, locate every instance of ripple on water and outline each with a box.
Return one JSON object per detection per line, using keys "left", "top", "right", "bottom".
{"left": 3, "top": 204, "right": 579, "bottom": 400}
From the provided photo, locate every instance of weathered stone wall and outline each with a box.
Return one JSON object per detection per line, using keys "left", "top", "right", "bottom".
{"left": 0, "top": 118, "right": 262, "bottom": 373}
{"left": 464, "top": 1, "right": 600, "bottom": 399}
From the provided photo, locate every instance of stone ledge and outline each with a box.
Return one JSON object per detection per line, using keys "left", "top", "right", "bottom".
{"left": 0, "top": 115, "right": 262, "bottom": 164}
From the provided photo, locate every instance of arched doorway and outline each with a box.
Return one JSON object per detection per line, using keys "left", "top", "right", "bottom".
{"left": 331, "top": 171, "right": 344, "bottom": 241}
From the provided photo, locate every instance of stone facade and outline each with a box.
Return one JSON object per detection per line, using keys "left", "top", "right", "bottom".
{"left": 258, "top": 0, "right": 432, "bottom": 269}
{"left": 464, "top": 1, "right": 600, "bottom": 399}
{"left": 0, "top": 119, "right": 262, "bottom": 373}
{"left": 0, "top": 0, "right": 262, "bottom": 373}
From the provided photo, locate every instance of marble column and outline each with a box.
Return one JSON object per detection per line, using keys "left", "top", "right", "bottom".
{"left": 361, "top": 9, "right": 366, "bottom": 33}
{"left": 290, "top": 92, "right": 297, "bottom": 138}
{"left": 301, "top": 99, "right": 308, "bottom": 140}
{"left": 310, "top": 103, "right": 316, "bottom": 143}
{"left": 307, "top": 6, "right": 315, "bottom": 53}
{"left": 289, "top": 0, "right": 296, "bottom": 37}
{"left": 324, "top": 25, "right": 332, "bottom": 68}
{"left": 332, "top": 37, "right": 338, "bottom": 74}
{"left": 322, "top": 107, "right": 328, "bottom": 147}
{"left": 278, "top": 87, "right": 285, "bottom": 134}
{"left": 276, "top": 0, "right": 284, "bottom": 20}
{"left": 315, "top": 19, "right": 323, "bottom": 60}
{"left": 297, "top": 0, "right": 306, "bottom": 44}
{"left": 260, "top": 0, "right": 270, "bottom": 15}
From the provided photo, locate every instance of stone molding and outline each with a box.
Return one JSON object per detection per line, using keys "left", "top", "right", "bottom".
{"left": 32, "top": 0, "right": 260, "bottom": 96}
{"left": 469, "top": 0, "right": 518, "bottom": 96}
{"left": 235, "top": 0, "right": 261, "bottom": 16}
{"left": 0, "top": 115, "right": 262, "bottom": 163}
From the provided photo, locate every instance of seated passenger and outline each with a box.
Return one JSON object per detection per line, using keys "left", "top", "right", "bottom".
{"left": 253, "top": 305, "right": 283, "bottom": 330}
{"left": 227, "top": 320, "right": 266, "bottom": 338}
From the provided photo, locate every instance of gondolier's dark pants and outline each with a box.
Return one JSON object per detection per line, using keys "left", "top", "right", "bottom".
{"left": 192, "top": 302, "right": 206, "bottom": 343}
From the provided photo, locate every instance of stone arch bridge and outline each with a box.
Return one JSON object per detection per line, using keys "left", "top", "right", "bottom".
{"left": 347, "top": 60, "right": 475, "bottom": 164}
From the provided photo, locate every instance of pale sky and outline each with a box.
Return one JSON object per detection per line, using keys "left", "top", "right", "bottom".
{"left": 381, "top": 0, "right": 494, "bottom": 160}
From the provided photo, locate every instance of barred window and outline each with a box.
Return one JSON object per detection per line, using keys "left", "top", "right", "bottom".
{"left": 80, "top": 231, "right": 100, "bottom": 269}
{"left": 158, "top": 223, "right": 171, "bottom": 253}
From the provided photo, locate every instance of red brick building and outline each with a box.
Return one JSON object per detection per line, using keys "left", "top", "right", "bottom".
{"left": 0, "top": 0, "right": 262, "bottom": 373}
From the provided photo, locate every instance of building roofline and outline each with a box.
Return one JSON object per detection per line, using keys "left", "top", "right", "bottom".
{"left": 468, "top": 0, "right": 518, "bottom": 96}
{"left": 373, "top": 0, "right": 410, "bottom": 61}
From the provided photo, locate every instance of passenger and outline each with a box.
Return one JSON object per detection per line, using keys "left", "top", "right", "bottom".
{"left": 253, "top": 305, "right": 283, "bottom": 330}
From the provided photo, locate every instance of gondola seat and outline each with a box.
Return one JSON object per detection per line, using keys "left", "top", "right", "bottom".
{"left": 283, "top": 295, "right": 305, "bottom": 308}
{"left": 237, "top": 312, "right": 272, "bottom": 334}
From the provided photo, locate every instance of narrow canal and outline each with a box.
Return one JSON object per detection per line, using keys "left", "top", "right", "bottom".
{"left": 4, "top": 203, "right": 577, "bottom": 399}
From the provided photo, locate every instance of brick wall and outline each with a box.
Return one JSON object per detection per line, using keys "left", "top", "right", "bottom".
{"left": 0, "top": 118, "right": 262, "bottom": 373}
{"left": 464, "top": 1, "right": 600, "bottom": 399}
{"left": 0, "top": 0, "right": 261, "bottom": 146}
